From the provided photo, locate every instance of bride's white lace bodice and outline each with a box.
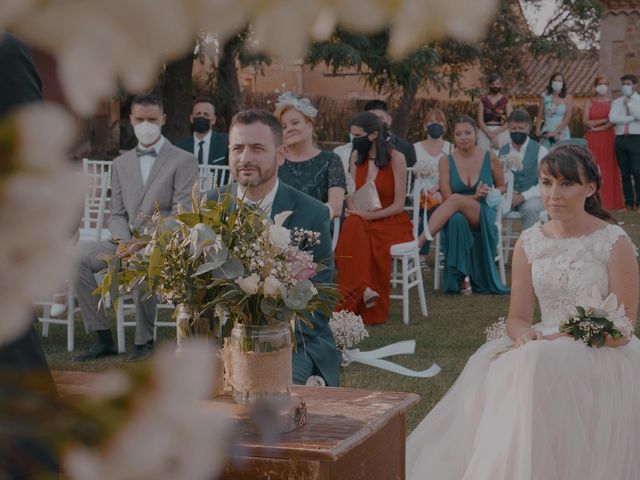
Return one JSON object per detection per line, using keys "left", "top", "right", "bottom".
{"left": 521, "top": 223, "right": 630, "bottom": 329}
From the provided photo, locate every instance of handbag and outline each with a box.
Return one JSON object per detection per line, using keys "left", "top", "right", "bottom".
{"left": 349, "top": 181, "right": 382, "bottom": 211}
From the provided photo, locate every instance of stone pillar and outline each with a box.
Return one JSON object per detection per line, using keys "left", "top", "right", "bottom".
{"left": 600, "top": 1, "right": 640, "bottom": 96}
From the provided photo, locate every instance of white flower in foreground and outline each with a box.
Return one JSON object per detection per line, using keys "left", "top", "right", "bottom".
{"left": 236, "top": 273, "right": 260, "bottom": 295}
{"left": 577, "top": 285, "right": 634, "bottom": 338}
{"left": 9, "top": 0, "right": 192, "bottom": 115}
{"left": 387, "top": 0, "right": 498, "bottom": 59}
{"left": 263, "top": 275, "right": 283, "bottom": 298}
{"left": 269, "top": 224, "right": 291, "bottom": 251}
{"left": 64, "top": 340, "right": 229, "bottom": 480}
{"left": 0, "top": 103, "right": 84, "bottom": 345}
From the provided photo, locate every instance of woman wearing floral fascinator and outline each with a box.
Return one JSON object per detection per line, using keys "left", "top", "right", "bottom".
{"left": 274, "top": 92, "right": 346, "bottom": 219}
{"left": 407, "top": 144, "right": 640, "bottom": 480}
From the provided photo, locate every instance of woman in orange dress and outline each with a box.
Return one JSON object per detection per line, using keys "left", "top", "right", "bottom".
{"left": 583, "top": 75, "right": 624, "bottom": 210}
{"left": 335, "top": 111, "right": 414, "bottom": 325}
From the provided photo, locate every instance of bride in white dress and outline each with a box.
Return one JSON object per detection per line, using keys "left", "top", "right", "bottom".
{"left": 407, "top": 144, "right": 640, "bottom": 480}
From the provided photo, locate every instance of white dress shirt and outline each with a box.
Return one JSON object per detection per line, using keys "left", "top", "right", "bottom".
{"left": 609, "top": 92, "right": 640, "bottom": 135}
{"left": 138, "top": 136, "right": 165, "bottom": 185}
{"left": 194, "top": 130, "right": 212, "bottom": 163}
{"left": 508, "top": 137, "right": 548, "bottom": 201}
{"left": 237, "top": 179, "right": 279, "bottom": 218}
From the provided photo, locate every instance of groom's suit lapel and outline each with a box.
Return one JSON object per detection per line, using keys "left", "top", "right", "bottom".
{"left": 271, "top": 183, "right": 295, "bottom": 227}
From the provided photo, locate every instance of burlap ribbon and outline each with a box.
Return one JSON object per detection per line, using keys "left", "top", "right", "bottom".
{"left": 222, "top": 339, "right": 292, "bottom": 396}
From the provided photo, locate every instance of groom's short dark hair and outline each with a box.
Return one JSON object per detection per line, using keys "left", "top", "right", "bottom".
{"left": 229, "top": 109, "right": 283, "bottom": 146}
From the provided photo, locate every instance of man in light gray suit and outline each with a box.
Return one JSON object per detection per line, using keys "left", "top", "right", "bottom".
{"left": 74, "top": 94, "right": 198, "bottom": 362}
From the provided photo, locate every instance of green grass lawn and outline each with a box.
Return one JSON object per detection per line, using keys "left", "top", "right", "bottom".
{"left": 40, "top": 212, "right": 640, "bottom": 433}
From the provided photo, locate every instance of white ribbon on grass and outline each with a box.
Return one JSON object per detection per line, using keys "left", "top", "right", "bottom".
{"left": 344, "top": 340, "right": 441, "bottom": 378}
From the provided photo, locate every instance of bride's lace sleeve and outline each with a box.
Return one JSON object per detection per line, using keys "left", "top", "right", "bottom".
{"left": 596, "top": 225, "right": 638, "bottom": 262}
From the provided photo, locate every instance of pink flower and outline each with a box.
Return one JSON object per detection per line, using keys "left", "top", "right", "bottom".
{"left": 294, "top": 266, "right": 317, "bottom": 281}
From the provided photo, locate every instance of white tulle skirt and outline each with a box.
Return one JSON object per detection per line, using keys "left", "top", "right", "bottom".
{"left": 406, "top": 335, "right": 640, "bottom": 480}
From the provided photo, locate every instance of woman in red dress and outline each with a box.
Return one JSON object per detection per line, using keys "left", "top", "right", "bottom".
{"left": 583, "top": 75, "right": 624, "bottom": 210}
{"left": 335, "top": 111, "right": 414, "bottom": 325}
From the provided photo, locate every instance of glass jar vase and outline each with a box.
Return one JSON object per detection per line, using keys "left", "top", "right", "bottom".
{"left": 227, "top": 323, "right": 292, "bottom": 405}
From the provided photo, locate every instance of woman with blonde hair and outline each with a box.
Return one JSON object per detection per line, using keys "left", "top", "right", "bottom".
{"left": 274, "top": 92, "right": 346, "bottom": 218}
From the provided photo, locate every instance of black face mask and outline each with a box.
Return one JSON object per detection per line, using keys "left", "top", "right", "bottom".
{"left": 510, "top": 131, "right": 528, "bottom": 145}
{"left": 426, "top": 123, "right": 444, "bottom": 139}
{"left": 352, "top": 135, "right": 373, "bottom": 156}
{"left": 192, "top": 116, "right": 211, "bottom": 133}
{"left": 489, "top": 87, "right": 501, "bottom": 94}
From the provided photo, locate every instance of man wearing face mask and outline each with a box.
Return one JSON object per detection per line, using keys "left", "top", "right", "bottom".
{"left": 73, "top": 94, "right": 198, "bottom": 362}
{"left": 176, "top": 96, "right": 228, "bottom": 165}
{"left": 498, "top": 109, "right": 548, "bottom": 228}
{"left": 609, "top": 74, "right": 640, "bottom": 210}
{"left": 364, "top": 99, "right": 416, "bottom": 167}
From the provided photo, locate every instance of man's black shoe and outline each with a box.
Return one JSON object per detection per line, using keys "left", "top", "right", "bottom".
{"left": 125, "top": 340, "right": 154, "bottom": 362}
{"left": 73, "top": 342, "right": 117, "bottom": 362}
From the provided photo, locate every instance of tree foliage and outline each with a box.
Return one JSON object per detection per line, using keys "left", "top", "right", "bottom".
{"left": 306, "top": 0, "right": 602, "bottom": 137}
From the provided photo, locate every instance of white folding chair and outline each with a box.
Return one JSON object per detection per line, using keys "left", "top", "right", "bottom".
{"left": 199, "top": 165, "right": 231, "bottom": 192}
{"left": 78, "top": 171, "right": 110, "bottom": 242}
{"left": 35, "top": 286, "right": 79, "bottom": 352}
{"left": 389, "top": 175, "right": 428, "bottom": 325}
{"left": 82, "top": 158, "right": 112, "bottom": 188}
{"left": 116, "top": 297, "right": 176, "bottom": 353}
{"left": 82, "top": 158, "right": 112, "bottom": 240}
{"left": 500, "top": 171, "right": 522, "bottom": 264}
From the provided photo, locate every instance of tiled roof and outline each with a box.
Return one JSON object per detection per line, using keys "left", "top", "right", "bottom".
{"left": 512, "top": 51, "right": 599, "bottom": 98}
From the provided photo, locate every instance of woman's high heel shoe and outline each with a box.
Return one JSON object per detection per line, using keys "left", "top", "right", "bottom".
{"left": 460, "top": 277, "right": 472, "bottom": 296}
{"left": 363, "top": 287, "right": 380, "bottom": 309}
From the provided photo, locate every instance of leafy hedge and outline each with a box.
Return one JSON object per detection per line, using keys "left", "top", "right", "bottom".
{"left": 242, "top": 91, "right": 585, "bottom": 147}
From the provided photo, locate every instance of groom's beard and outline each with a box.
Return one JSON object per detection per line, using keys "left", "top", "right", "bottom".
{"left": 234, "top": 162, "right": 277, "bottom": 188}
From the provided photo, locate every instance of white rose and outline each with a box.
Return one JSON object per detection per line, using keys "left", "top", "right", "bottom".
{"left": 269, "top": 224, "right": 291, "bottom": 250}
{"left": 263, "top": 276, "right": 282, "bottom": 298}
{"left": 235, "top": 273, "right": 260, "bottom": 295}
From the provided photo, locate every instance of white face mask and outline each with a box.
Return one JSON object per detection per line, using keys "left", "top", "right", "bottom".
{"left": 622, "top": 84, "right": 635, "bottom": 97}
{"left": 551, "top": 80, "right": 563, "bottom": 92}
{"left": 133, "top": 121, "right": 161, "bottom": 145}
{"left": 595, "top": 84, "right": 608, "bottom": 95}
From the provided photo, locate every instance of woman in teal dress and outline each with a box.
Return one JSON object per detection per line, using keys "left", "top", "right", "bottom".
{"left": 418, "top": 115, "right": 508, "bottom": 294}
{"left": 535, "top": 72, "right": 573, "bottom": 148}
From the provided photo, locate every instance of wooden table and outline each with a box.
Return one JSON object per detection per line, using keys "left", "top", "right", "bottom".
{"left": 53, "top": 372, "right": 420, "bottom": 480}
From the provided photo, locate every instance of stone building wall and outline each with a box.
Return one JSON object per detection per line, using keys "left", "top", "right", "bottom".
{"left": 600, "top": 0, "right": 640, "bottom": 96}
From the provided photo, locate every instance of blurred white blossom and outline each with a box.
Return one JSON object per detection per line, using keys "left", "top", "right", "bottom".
{"left": 64, "top": 340, "right": 229, "bottom": 480}
{"left": 2, "top": 1, "right": 498, "bottom": 115}
{"left": 0, "top": 103, "right": 84, "bottom": 344}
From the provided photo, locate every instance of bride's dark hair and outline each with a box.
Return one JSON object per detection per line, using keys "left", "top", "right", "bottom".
{"left": 539, "top": 143, "right": 615, "bottom": 223}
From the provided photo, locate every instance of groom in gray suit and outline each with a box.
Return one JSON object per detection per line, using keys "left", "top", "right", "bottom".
{"left": 74, "top": 94, "right": 198, "bottom": 362}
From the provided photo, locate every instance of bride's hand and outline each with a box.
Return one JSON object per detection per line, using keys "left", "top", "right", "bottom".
{"left": 602, "top": 336, "right": 631, "bottom": 348}
{"left": 515, "top": 328, "right": 543, "bottom": 347}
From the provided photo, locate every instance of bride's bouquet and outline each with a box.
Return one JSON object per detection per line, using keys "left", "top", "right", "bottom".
{"left": 559, "top": 286, "right": 634, "bottom": 347}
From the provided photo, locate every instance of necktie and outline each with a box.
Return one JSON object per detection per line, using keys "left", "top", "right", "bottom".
{"left": 197, "top": 140, "right": 205, "bottom": 164}
{"left": 136, "top": 148, "right": 157, "bottom": 157}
